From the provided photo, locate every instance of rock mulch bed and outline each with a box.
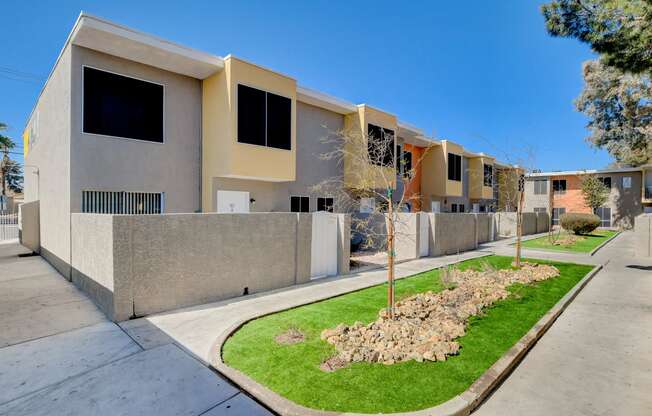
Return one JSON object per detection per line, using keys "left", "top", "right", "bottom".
{"left": 320, "top": 262, "right": 559, "bottom": 368}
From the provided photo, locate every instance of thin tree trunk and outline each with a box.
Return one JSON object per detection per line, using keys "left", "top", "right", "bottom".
{"left": 387, "top": 198, "right": 395, "bottom": 319}
{"left": 515, "top": 188, "right": 525, "bottom": 267}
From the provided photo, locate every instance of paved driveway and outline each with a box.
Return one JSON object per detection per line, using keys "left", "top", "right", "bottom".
{"left": 0, "top": 241, "right": 271, "bottom": 416}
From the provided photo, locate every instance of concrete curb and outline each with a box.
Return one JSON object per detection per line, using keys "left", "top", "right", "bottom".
{"left": 210, "top": 261, "right": 602, "bottom": 416}
{"left": 589, "top": 231, "right": 621, "bottom": 256}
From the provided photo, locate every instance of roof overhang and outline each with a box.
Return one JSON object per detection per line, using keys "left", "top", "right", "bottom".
{"left": 528, "top": 167, "right": 643, "bottom": 177}
{"left": 71, "top": 13, "right": 224, "bottom": 79}
{"left": 296, "top": 86, "right": 357, "bottom": 115}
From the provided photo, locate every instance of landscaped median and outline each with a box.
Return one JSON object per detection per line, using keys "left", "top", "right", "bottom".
{"left": 220, "top": 256, "right": 596, "bottom": 415}
{"left": 521, "top": 229, "right": 618, "bottom": 254}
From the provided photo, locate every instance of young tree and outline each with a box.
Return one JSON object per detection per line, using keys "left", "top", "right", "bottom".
{"left": 541, "top": 0, "right": 652, "bottom": 75}
{"left": 0, "top": 123, "right": 22, "bottom": 196}
{"left": 580, "top": 174, "right": 610, "bottom": 212}
{"left": 575, "top": 60, "right": 651, "bottom": 166}
{"left": 313, "top": 126, "right": 428, "bottom": 318}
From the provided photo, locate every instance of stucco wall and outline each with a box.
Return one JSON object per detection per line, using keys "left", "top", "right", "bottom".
{"left": 23, "top": 45, "right": 72, "bottom": 277}
{"left": 495, "top": 212, "right": 540, "bottom": 237}
{"left": 69, "top": 46, "right": 202, "bottom": 214}
{"left": 475, "top": 213, "right": 494, "bottom": 244}
{"left": 634, "top": 214, "right": 651, "bottom": 258}
{"left": 18, "top": 201, "right": 40, "bottom": 253}
{"left": 429, "top": 213, "right": 477, "bottom": 256}
{"left": 71, "top": 212, "right": 350, "bottom": 321}
{"left": 524, "top": 178, "right": 550, "bottom": 212}
{"left": 604, "top": 172, "right": 642, "bottom": 229}
{"left": 393, "top": 213, "right": 419, "bottom": 261}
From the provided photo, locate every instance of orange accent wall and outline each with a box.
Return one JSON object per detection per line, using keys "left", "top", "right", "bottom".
{"left": 403, "top": 144, "right": 424, "bottom": 212}
{"left": 552, "top": 175, "right": 592, "bottom": 213}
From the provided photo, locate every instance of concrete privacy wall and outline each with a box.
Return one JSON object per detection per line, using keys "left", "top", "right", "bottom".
{"left": 475, "top": 213, "right": 494, "bottom": 244}
{"left": 495, "top": 212, "right": 541, "bottom": 237}
{"left": 536, "top": 212, "right": 550, "bottom": 234}
{"left": 429, "top": 213, "right": 478, "bottom": 256}
{"left": 71, "top": 213, "right": 350, "bottom": 321}
{"left": 19, "top": 201, "right": 40, "bottom": 253}
{"left": 634, "top": 214, "right": 651, "bottom": 258}
{"left": 392, "top": 213, "right": 420, "bottom": 261}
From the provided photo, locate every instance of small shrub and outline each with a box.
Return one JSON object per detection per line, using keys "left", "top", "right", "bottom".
{"left": 560, "top": 213, "right": 600, "bottom": 235}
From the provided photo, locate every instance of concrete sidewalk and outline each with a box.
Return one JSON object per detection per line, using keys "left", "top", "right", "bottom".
{"left": 0, "top": 241, "right": 271, "bottom": 416}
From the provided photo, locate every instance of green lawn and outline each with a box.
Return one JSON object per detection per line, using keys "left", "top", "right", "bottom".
{"left": 222, "top": 256, "right": 593, "bottom": 413}
{"left": 521, "top": 230, "right": 618, "bottom": 253}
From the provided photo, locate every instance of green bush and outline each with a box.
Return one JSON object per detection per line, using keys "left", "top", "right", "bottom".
{"left": 560, "top": 213, "right": 601, "bottom": 235}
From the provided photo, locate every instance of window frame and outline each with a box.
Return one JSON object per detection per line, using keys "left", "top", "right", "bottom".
{"left": 367, "top": 123, "right": 395, "bottom": 167}
{"left": 447, "top": 153, "right": 462, "bottom": 182}
{"left": 236, "top": 83, "right": 292, "bottom": 151}
{"left": 81, "top": 65, "right": 166, "bottom": 144}
{"left": 597, "top": 176, "right": 612, "bottom": 189}
{"left": 552, "top": 207, "right": 566, "bottom": 225}
{"left": 552, "top": 179, "right": 567, "bottom": 195}
{"left": 289, "top": 195, "right": 310, "bottom": 213}
{"left": 483, "top": 164, "right": 493, "bottom": 187}
{"left": 533, "top": 179, "right": 548, "bottom": 195}
{"left": 622, "top": 176, "right": 632, "bottom": 189}
{"left": 317, "top": 196, "right": 334, "bottom": 213}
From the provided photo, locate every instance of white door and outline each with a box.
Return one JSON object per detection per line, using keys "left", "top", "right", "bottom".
{"left": 431, "top": 201, "right": 441, "bottom": 213}
{"left": 472, "top": 203, "right": 480, "bottom": 213}
{"left": 216, "top": 190, "right": 250, "bottom": 213}
{"left": 419, "top": 213, "right": 429, "bottom": 257}
{"left": 311, "top": 212, "right": 338, "bottom": 279}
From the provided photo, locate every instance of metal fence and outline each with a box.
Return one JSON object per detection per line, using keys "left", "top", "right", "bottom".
{"left": 81, "top": 191, "right": 164, "bottom": 214}
{"left": 0, "top": 212, "right": 18, "bottom": 241}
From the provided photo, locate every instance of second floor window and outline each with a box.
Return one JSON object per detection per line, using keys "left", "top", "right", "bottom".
{"left": 448, "top": 153, "right": 462, "bottom": 181}
{"left": 553, "top": 179, "right": 567, "bottom": 194}
{"left": 367, "top": 124, "right": 395, "bottom": 167}
{"left": 533, "top": 179, "right": 548, "bottom": 195}
{"left": 483, "top": 164, "right": 493, "bottom": 186}
{"left": 238, "top": 84, "right": 291, "bottom": 150}
{"left": 598, "top": 176, "right": 612, "bottom": 189}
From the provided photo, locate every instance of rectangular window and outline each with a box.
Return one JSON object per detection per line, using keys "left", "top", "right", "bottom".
{"left": 552, "top": 179, "right": 567, "bottom": 195}
{"left": 533, "top": 207, "right": 547, "bottom": 213}
{"left": 483, "top": 164, "right": 493, "bottom": 187}
{"left": 402, "top": 150, "right": 413, "bottom": 177}
{"left": 552, "top": 207, "right": 566, "bottom": 225}
{"left": 451, "top": 203, "right": 458, "bottom": 213}
{"left": 290, "top": 196, "right": 310, "bottom": 212}
{"left": 360, "top": 197, "right": 375, "bottom": 213}
{"left": 533, "top": 179, "right": 548, "bottom": 195}
{"left": 237, "top": 84, "right": 292, "bottom": 150}
{"left": 317, "top": 197, "right": 334, "bottom": 212}
{"left": 83, "top": 67, "right": 164, "bottom": 143}
{"left": 459, "top": 204, "right": 465, "bottom": 213}
{"left": 447, "top": 153, "right": 462, "bottom": 181}
{"left": 367, "top": 124, "right": 394, "bottom": 167}
{"left": 622, "top": 176, "right": 632, "bottom": 189}
{"left": 81, "top": 191, "right": 163, "bottom": 214}
{"left": 594, "top": 207, "right": 611, "bottom": 227}
{"left": 479, "top": 205, "right": 486, "bottom": 212}
{"left": 598, "top": 176, "right": 612, "bottom": 189}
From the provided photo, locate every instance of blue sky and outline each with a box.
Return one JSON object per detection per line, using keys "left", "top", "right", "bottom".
{"left": 1, "top": 0, "right": 611, "bottom": 170}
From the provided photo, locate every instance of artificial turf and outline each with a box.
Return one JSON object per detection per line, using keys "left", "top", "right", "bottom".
{"left": 521, "top": 230, "right": 618, "bottom": 253}
{"left": 222, "top": 255, "right": 593, "bottom": 413}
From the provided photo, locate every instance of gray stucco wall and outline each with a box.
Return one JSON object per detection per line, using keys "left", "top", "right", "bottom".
{"left": 71, "top": 212, "right": 349, "bottom": 321}
{"left": 23, "top": 45, "right": 72, "bottom": 277}
{"left": 495, "top": 212, "right": 540, "bottom": 237}
{"left": 18, "top": 201, "right": 40, "bottom": 253}
{"left": 209, "top": 101, "right": 345, "bottom": 213}
{"left": 429, "top": 213, "right": 477, "bottom": 256}
{"left": 475, "top": 213, "right": 494, "bottom": 243}
{"left": 604, "top": 172, "right": 642, "bottom": 229}
{"left": 69, "top": 46, "right": 202, "bottom": 214}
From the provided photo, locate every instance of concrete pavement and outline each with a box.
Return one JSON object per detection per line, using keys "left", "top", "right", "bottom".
{"left": 475, "top": 231, "right": 652, "bottom": 415}
{"left": 0, "top": 240, "right": 272, "bottom": 416}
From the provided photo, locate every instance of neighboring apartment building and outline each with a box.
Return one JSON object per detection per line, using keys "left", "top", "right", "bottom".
{"left": 525, "top": 167, "right": 650, "bottom": 229}
{"left": 22, "top": 13, "right": 515, "bottom": 276}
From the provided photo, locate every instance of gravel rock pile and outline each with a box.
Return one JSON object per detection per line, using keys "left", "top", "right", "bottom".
{"left": 320, "top": 262, "right": 559, "bottom": 367}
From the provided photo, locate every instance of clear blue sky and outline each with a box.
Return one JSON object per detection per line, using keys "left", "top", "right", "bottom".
{"left": 1, "top": 0, "right": 612, "bottom": 171}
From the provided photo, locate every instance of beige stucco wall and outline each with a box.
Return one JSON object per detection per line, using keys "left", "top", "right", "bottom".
{"left": 18, "top": 200, "right": 40, "bottom": 253}
{"left": 634, "top": 214, "right": 651, "bottom": 257}
{"left": 23, "top": 45, "right": 72, "bottom": 276}
{"left": 69, "top": 46, "right": 202, "bottom": 215}
{"left": 429, "top": 213, "right": 477, "bottom": 256}
{"left": 495, "top": 212, "right": 539, "bottom": 237}
{"left": 468, "top": 156, "right": 494, "bottom": 200}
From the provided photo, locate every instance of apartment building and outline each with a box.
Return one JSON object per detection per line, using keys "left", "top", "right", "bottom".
{"left": 22, "top": 13, "right": 514, "bottom": 276}
{"left": 525, "top": 167, "right": 650, "bottom": 229}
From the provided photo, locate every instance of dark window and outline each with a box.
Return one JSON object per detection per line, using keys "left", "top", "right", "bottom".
{"left": 534, "top": 179, "right": 548, "bottom": 195}
{"left": 83, "top": 67, "right": 163, "bottom": 142}
{"left": 483, "top": 164, "right": 493, "bottom": 186}
{"left": 447, "top": 153, "right": 462, "bottom": 181}
{"left": 266, "top": 92, "right": 292, "bottom": 150}
{"left": 317, "top": 197, "right": 334, "bottom": 212}
{"left": 459, "top": 204, "right": 465, "bottom": 213}
{"left": 402, "top": 150, "right": 413, "bottom": 177}
{"left": 598, "top": 177, "right": 612, "bottom": 189}
{"left": 451, "top": 203, "right": 458, "bottom": 213}
{"left": 479, "top": 205, "right": 486, "bottom": 212}
{"left": 552, "top": 207, "right": 566, "bottom": 225}
{"left": 290, "top": 196, "right": 309, "bottom": 212}
{"left": 553, "top": 179, "right": 567, "bottom": 194}
{"left": 367, "top": 124, "right": 394, "bottom": 167}
{"left": 237, "top": 84, "right": 292, "bottom": 150}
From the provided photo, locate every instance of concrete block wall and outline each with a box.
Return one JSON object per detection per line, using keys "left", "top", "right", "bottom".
{"left": 18, "top": 201, "right": 40, "bottom": 253}
{"left": 71, "top": 213, "right": 350, "bottom": 321}
{"left": 393, "top": 213, "right": 419, "bottom": 261}
{"left": 495, "top": 212, "right": 544, "bottom": 237}
{"left": 429, "top": 213, "right": 478, "bottom": 256}
{"left": 475, "top": 213, "right": 495, "bottom": 244}
{"left": 634, "top": 214, "right": 651, "bottom": 258}
{"left": 536, "top": 212, "right": 550, "bottom": 234}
